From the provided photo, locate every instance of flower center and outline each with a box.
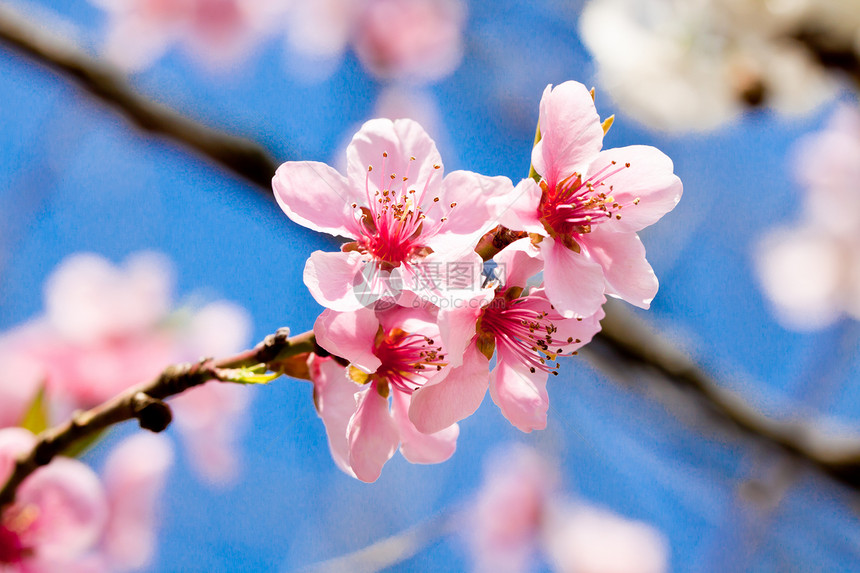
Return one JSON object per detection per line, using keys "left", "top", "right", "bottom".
{"left": 478, "top": 292, "right": 581, "bottom": 375}
{"left": 347, "top": 152, "right": 453, "bottom": 268}
{"left": 0, "top": 504, "right": 37, "bottom": 565}
{"left": 372, "top": 327, "right": 446, "bottom": 394}
{"left": 538, "top": 161, "right": 636, "bottom": 250}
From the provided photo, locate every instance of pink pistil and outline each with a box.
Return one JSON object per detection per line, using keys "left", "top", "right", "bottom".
{"left": 347, "top": 152, "right": 452, "bottom": 269}
{"left": 539, "top": 161, "right": 632, "bottom": 240}
{"left": 373, "top": 328, "right": 446, "bottom": 393}
{"left": 479, "top": 294, "right": 579, "bottom": 376}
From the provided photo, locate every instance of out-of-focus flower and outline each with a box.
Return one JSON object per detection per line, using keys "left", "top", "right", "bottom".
{"left": 309, "top": 304, "right": 459, "bottom": 482}
{"left": 408, "top": 243, "right": 604, "bottom": 434}
{"left": 283, "top": 0, "right": 465, "bottom": 83}
{"left": 543, "top": 506, "right": 670, "bottom": 573}
{"left": 272, "top": 117, "right": 515, "bottom": 312}
{"left": 467, "top": 445, "right": 669, "bottom": 573}
{"left": 0, "top": 252, "right": 252, "bottom": 484}
{"left": 580, "top": 0, "right": 846, "bottom": 131}
{"left": 757, "top": 105, "right": 860, "bottom": 329}
{"left": 468, "top": 446, "right": 558, "bottom": 573}
{"left": 0, "top": 428, "right": 172, "bottom": 572}
{"left": 91, "top": 0, "right": 284, "bottom": 71}
{"left": 501, "top": 81, "right": 682, "bottom": 318}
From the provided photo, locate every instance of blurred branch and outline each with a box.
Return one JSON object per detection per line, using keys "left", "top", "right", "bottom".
{"left": 0, "top": 3, "right": 281, "bottom": 198}
{"left": 795, "top": 27, "right": 860, "bottom": 88}
{"left": 3, "top": 0, "right": 860, "bottom": 497}
{"left": 0, "top": 328, "right": 315, "bottom": 509}
{"left": 585, "top": 300, "right": 860, "bottom": 492}
{"left": 298, "top": 512, "right": 454, "bottom": 573}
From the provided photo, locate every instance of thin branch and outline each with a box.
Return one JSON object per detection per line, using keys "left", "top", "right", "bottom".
{"left": 585, "top": 300, "right": 860, "bottom": 491}
{"left": 298, "top": 512, "right": 454, "bottom": 573}
{"left": 0, "top": 3, "right": 281, "bottom": 197}
{"left": 0, "top": 328, "right": 315, "bottom": 509}
{"left": 3, "top": 0, "right": 860, "bottom": 496}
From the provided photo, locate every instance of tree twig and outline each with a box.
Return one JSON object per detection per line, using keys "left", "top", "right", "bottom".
{"left": 585, "top": 300, "right": 860, "bottom": 491}
{"left": 0, "top": 328, "right": 315, "bottom": 509}
{"left": 0, "top": 3, "right": 282, "bottom": 198}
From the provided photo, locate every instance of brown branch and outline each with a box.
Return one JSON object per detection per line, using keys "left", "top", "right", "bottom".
{"left": 3, "top": 0, "right": 860, "bottom": 496}
{"left": 586, "top": 300, "right": 860, "bottom": 491}
{"left": 0, "top": 3, "right": 282, "bottom": 198}
{"left": 0, "top": 328, "right": 315, "bottom": 509}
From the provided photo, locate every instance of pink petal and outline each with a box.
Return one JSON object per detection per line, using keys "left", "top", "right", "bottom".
{"left": 345, "top": 118, "right": 444, "bottom": 203}
{"left": 532, "top": 82, "right": 604, "bottom": 184}
{"left": 391, "top": 390, "right": 458, "bottom": 464}
{"left": 544, "top": 506, "right": 669, "bottom": 573}
{"left": 303, "top": 250, "right": 368, "bottom": 312}
{"left": 496, "top": 178, "right": 544, "bottom": 235}
{"left": 541, "top": 236, "right": 605, "bottom": 318}
{"left": 346, "top": 382, "right": 399, "bottom": 483}
{"left": 493, "top": 237, "right": 544, "bottom": 289}
{"left": 100, "top": 434, "right": 173, "bottom": 572}
{"left": 314, "top": 308, "right": 382, "bottom": 373}
{"left": 308, "top": 355, "right": 360, "bottom": 477}
{"left": 583, "top": 231, "right": 658, "bottom": 309}
{"left": 432, "top": 171, "right": 516, "bottom": 239}
{"left": 273, "top": 161, "right": 357, "bottom": 238}
{"left": 170, "top": 382, "right": 249, "bottom": 484}
{"left": 408, "top": 342, "right": 490, "bottom": 433}
{"left": 585, "top": 146, "right": 682, "bottom": 233}
{"left": 16, "top": 458, "right": 108, "bottom": 561}
{"left": 0, "top": 427, "right": 37, "bottom": 482}
{"left": 436, "top": 293, "right": 486, "bottom": 368}
{"left": 489, "top": 346, "right": 549, "bottom": 433}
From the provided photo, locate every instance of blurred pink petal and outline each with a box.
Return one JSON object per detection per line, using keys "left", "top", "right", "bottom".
{"left": 543, "top": 506, "right": 669, "bottom": 573}
{"left": 100, "top": 433, "right": 173, "bottom": 572}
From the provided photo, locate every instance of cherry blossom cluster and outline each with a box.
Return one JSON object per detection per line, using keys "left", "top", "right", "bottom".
{"left": 0, "top": 252, "right": 252, "bottom": 484}
{"left": 273, "top": 80, "right": 683, "bottom": 481}
{"left": 467, "top": 445, "right": 668, "bottom": 573}
{"left": 0, "top": 429, "right": 171, "bottom": 572}
{"left": 757, "top": 105, "right": 860, "bottom": 330}
{"left": 91, "top": 0, "right": 465, "bottom": 83}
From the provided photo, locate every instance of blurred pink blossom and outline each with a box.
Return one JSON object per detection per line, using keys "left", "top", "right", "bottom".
{"left": 757, "top": 105, "right": 860, "bottom": 329}
{"left": 0, "top": 252, "right": 252, "bottom": 485}
{"left": 309, "top": 304, "right": 459, "bottom": 482}
{"left": 0, "top": 429, "right": 172, "bottom": 572}
{"left": 467, "top": 445, "right": 669, "bottom": 573}
{"left": 284, "top": 0, "right": 465, "bottom": 83}
{"left": 92, "top": 0, "right": 284, "bottom": 71}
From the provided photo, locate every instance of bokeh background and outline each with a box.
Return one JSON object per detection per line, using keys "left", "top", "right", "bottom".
{"left": 2, "top": 0, "right": 860, "bottom": 571}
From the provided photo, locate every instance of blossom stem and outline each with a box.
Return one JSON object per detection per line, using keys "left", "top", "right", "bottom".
{"left": 0, "top": 328, "right": 317, "bottom": 509}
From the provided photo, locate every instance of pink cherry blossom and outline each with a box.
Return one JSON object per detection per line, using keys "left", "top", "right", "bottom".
{"left": 502, "top": 81, "right": 683, "bottom": 318}
{"left": 0, "top": 429, "right": 172, "bottom": 572}
{"left": 309, "top": 305, "right": 458, "bottom": 482}
{"left": 273, "top": 118, "right": 516, "bottom": 311}
{"left": 283, "top": 0, "right": 465, "bottom": 83}
{"left": 92, "top": 0, "right": 282, "bottom": 71}
{"left": 408, "top": 242, "right": 604, "bottom": 434}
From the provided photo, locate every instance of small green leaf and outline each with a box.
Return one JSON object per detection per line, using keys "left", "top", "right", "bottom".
{"left": 18, "top": 385, "right": 49, "bottom": 434}
{"left": 221, "top": 366, "right": 282, "bottom": 385}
